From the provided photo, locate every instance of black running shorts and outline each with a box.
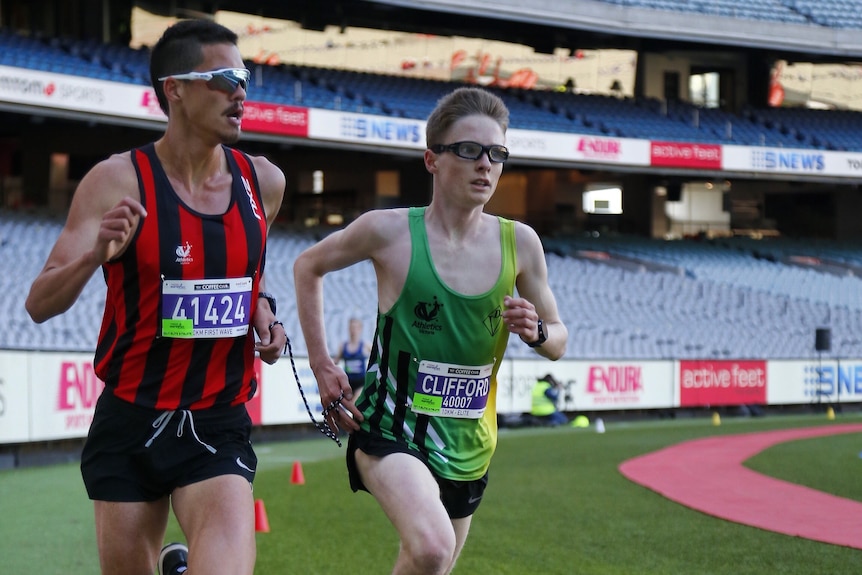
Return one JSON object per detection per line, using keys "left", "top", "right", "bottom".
{"left": 347, "top": 430, "right": 489, "bottom": 519}
{"left": 81, "top": 391, "right": 257, "bottom": 501}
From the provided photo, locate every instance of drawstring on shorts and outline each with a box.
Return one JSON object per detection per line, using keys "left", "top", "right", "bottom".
{"left": 144, "top": 410, "right": 217, "bottom": 454}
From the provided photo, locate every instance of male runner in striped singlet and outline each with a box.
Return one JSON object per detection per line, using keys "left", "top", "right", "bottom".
{"left": 25, "top": 19, "right": 285, "bottom": 575}
{"left": 294, "top": 87, "right": 567, "bottom": 575}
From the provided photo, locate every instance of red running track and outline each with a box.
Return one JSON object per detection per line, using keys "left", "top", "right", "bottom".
{"left": 618, "top": 423, "right": 862, "bottom": 549}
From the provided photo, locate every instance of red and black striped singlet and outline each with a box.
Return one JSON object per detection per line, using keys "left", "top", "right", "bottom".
{"left": 94, "top": 143, "right": 268, "bottom": 410}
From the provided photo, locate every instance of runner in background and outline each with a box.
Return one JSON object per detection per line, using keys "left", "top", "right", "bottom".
{"left": 332, "top": 317, "right": 372, "bottom": 397}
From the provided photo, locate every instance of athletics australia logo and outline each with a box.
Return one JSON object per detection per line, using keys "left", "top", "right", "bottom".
{"left": 412, "top": 296, "right": 443, "bottom": 335}
{"left": 175, "top": 241, "right": 193, "bottom": 265}
{"left": 483, "top": 306, "right": 503, "bottom": 337}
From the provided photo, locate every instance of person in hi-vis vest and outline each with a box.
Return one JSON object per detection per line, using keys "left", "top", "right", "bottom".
{"left": 531, "top": 373, "right": 568, "bottom": 427}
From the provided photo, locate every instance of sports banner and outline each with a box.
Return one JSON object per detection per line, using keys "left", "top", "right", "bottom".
{"left": 568, "top": 360, "right": 675, "bottom": 411}
{"left": 505, "top": 359, "right": 554, "bottom": 414}
{"left": 767, "top": 359, "right": 862, "bottom": 405}
{"left": 509, "top": 359, "right": 674, "bottom": 412}
{"left": 0, "top": 65, "right": 166, "bottom": 121}
{"left": 241, "top": 101, "right": 309, "bottom": 137}
{"left": 258, "top": 355, "right": 323, "bottom": 425}
{"left": 28, "top": 352, "right": 104, "bottom": 441}
{"left": 0, "top": 351, "right": 30, "bottom": 443}
{"left": 308, "top": 108, "right": 425, "bottom": 149}
{"left": 650, "top": 141, "right": 721, "bottom": 169}
{"left": 679, "top": 360, "right": 767, "bottom": 406}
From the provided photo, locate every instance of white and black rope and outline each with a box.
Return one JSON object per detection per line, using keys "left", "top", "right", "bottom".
{"left": 285, "top": 335, "right": 343, "bottom": 447}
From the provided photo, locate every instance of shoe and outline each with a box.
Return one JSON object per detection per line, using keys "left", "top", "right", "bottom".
{"left": 158, "top": 542, "right": 189, "bottom": 575}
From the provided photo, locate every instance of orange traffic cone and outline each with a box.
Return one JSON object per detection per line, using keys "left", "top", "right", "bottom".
{"left": 291, "top": 460, "right": 305, "bottom": 485}
{"left": 254, "top": 499, "right": 270, "bottom": 533}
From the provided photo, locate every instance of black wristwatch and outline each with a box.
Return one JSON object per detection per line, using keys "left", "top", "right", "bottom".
{"left": 258, "top": 292, "right": 277, "bottom": 315}
{"left": 527, "top": 319, "right": 547, "bottom": 348}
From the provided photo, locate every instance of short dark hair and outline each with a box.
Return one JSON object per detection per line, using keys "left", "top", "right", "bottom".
{"left": 425, "top": 87, "right": 509, "bottom": 148}
{"left": 149, "top": 19, "right": 239, "bottom": 114}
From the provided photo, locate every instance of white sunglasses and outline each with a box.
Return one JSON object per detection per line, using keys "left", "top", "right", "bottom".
{"left": 158, "top": 67, "right": 250, "bottom": 94}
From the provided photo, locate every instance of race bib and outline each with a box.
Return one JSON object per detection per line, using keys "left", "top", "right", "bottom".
{"left": 412, "top": 360, "right": 493, "bottom": 419}
{"left": 160, "top": 277, "right": 252, "bottom": 338}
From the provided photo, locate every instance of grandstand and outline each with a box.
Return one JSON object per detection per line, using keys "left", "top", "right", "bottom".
{"left": 2, "top": 0, "right": 862, "bottom": 363}
{"left": 4, "top": 25, "right": 862, "bottom": 150}
{"left": 4, "top": 208, "right": 862, "bottom": 360}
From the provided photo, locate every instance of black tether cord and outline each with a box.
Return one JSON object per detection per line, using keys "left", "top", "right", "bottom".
{"left": 285, "top": 335, "right": 343, "bottom": 447}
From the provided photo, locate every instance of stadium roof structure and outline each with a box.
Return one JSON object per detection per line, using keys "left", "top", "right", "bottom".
{"left": 146, "top": 0, "right": 862, "bottom": 60}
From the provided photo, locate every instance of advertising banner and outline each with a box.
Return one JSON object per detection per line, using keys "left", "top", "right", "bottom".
{"left": 306, "top": 112, "right": 652, "bottom": 167}
{"left": 506, "top": 359, "right": 558, "bottom": 415}
{"left": 0, "top": 351, "right": 30, "bottom": 443}
{"left": 241, "top": 101, "right": 309, "bottom": 138}
{"left": 21, "top": 352, "right": 316, "bottom": 441}
{"left": 767, "top": 359, "right": 862, "bottom": 405}
{"left": 567, "top": 361, "right": 675, "bottom": 411}
{"left": 650, "top": 141, "right": 722, "bottom": 169}
{"left": 8, "top": 65, "right": 862, "bottom": 181}
{"left": 258, "top": 356, "right": 321, "bottom": 425}
{"left": 308, "top": 108, "right": 426, "bottom": 149}
{"left": 28, "top": 352, "right": 103, "bottom": 441}
{"left": 815, "top": 359, "right": 862, "bottom": 402}
{"left": 0, "top": 66, "right": 309, "bottom": 139}
{"left": 721, "top": 145, "right": 862, "bottom": 178}
{"left": 679, "top": 360, "right": 767, "bottom": 406}
{"left": 507, "top": 130, "right": 650, "bottom": 165}
{"left": 493, "top": 359, "right": 519, "bottom": 414}
{"left": 0, "top": 65, "right": 166, "bottom": 122}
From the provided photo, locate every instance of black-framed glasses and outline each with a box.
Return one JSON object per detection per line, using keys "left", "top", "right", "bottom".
{"left": 430, "top": 141, "right": 510, "bottom": 163}
{"left": 158, "top": 67, "right": 251, "bottom": 94}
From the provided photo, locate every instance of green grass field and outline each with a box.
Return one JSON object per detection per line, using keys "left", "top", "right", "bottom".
{"left": 2, "top": 412, "right": 861, "bottom": 574}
